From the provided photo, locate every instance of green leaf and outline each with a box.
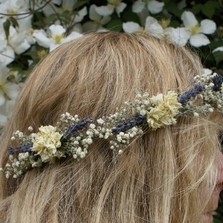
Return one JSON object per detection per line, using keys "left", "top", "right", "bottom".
{"left": 213, "top": 51, "right": 223, "bottom": 65}
{"left": 165, "top": 1, "right": 182, "bottom": 17}
{"left": 105, "top": 18, "right": 123, "bottom": 32}
{"left": 3, "top": 19, "right": 10, "bottom": 39}
{"left": 214, "top": 217, "right": 223, "bottom": 223}
{"left": 32, "top": 11, "right": 47, "bottom": 29}
{"left": 43, "top": 13, "right": 59, "bottom": 26}
{"left": 191, "top": 3, "right": 202, "bottom": 14}
{"left": 24, "top": 45, "right": 48, "bottom": 63}
{"left": 201, "top": 1, "right": 218, "bottom": 18}
{"left": 169, "top": 20, "right": 181, "bottom": 28}
{"left": 74, "top": 0, "right": 89, "bottom": 9}
{"left": 209, "top": 40, "right": 223, "bottom": 49}
{"left": 122, "top": 6, "right": 140, "bottom": 23}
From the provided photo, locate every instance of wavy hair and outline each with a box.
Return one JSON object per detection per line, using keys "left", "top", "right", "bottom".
{"left": 0, "top": 32, "right": 222, "bottom": 223}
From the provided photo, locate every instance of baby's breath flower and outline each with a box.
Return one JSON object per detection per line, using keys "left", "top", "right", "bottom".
{"left": 28, "top": 126, "right": 33, "bottom": 131}
{"left": 97, "top": 118, "right": 105, "bottom": 124}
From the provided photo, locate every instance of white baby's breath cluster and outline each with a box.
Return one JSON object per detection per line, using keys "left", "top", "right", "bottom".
{"left": 180, "top": 70, "right": 223, "bottom": 116}
{"left": 111, "top": 127, "right": 144, "bottom": 155}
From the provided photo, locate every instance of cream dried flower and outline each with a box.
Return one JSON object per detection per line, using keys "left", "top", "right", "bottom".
{"left": 221, "top": 84, "right": 223, "bottom": 93}
{"left": 147, "top": 91, "right": 182, "bottom": 129}
{"left": 32, "top": 125, "right": 62, "bottom": 162}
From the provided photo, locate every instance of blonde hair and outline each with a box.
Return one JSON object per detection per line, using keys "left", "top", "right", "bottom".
{"left": 0, "top": 32, "right": 222, "bottom": 223}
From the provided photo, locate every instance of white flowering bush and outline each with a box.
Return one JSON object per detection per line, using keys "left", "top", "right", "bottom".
{"left": 0, "top": 0, "right": 222, "bottom": 219}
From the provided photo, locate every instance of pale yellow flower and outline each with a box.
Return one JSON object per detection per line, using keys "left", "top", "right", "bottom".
{"left": 147, "top": 91, "right": 182, "bottom": 129}
{"left": 32, "top": 125, "right": 62, "bottom": 162}
{"left": 221, "top": 84, "right": 223, "bottom": 93}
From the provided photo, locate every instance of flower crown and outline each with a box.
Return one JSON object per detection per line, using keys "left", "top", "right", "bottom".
{"left": 1, "top": 69, "right": 223, "bottom": 178}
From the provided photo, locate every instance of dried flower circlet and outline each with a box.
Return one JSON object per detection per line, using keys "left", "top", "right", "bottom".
{"left": 1, "top": 69, "right": 223, "bottom": 178}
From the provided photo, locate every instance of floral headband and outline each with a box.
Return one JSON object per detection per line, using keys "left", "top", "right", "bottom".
{"left": 1, "top": 69, "right": 223, "bottom": 179}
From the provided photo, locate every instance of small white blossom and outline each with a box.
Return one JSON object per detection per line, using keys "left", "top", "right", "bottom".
{"left": 118, "top": 149, "right": 123, "bottom": 154}
{"left": 181, "top": 11, "right": 216, "bottom": 47}
{"left": 165, "top": 27, "right": 191, "bottom": 46}
{"left": 132, "top": 0, "right": 164, "bottom": 14}
{"left": 123, "top": 16, "right": 164, "bottom": 38}
{"left": 28, "top": 126, "right": 33, "bottom": 131}
{"left": 123, "top": 21, "right": 141, "bottom": 33}
{"left": 0, "top": 20, "right": 31, "bottom": 65}
{"left": 86, "top": 138, "right": 93, "bottom": 144}
{"left": 0, "top": 0, "right": 28, "bottom": 16}
{"left": 83, "top": 5, "right": 111, "bottom": 31}
{"left": 203, "top": 68, "right": 213, "bottom": 76}
{"left": 208, "top": 108, "right": 214, "bottom": 112}
{"left": 8, "top": 26, "right": 31, "bottom": 54}
{"left": 33, "top": 24, "right": 82, "bottom": 52}
{"left": 97, "top": 118, "right": 105, "bottom": 125}
{"left": 42, "top": 0, "right": 77, "bottom": 16}
{"left": 89, "top": 124, "right": 96, "bottom": 129}
{"left": 132, "top": 0, "right": 145, "bottom": 13}
{"left": 213, "top": 46, "right": 223, "bottom": 53}
{"left": 74, "top": 7, "right": 88, "bottom": 23}
{"left": 80, "top": 152, "right": 86, "bottom": 158}
{"left": 193, "top": 112, "right": 199, "bottom": 117}
{"left": 0, "top": 21, "right": 15, "bottom": 65}
{"left": 0, "top": 67, "right": 20, "bottom": 106}
{"left": 94, "top": 0, "right": 127, "bottom": 17}
{"left": 0, "top": 45, "right": 14, "bottom": 65}
{"left": 18, "top": 152, "right": 29, "bottom": 161}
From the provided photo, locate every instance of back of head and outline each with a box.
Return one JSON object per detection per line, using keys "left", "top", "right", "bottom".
{"left": 0, "top": 32, "right": 221, "bottom": 223}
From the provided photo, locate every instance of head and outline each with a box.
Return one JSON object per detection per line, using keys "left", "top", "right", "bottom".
{"left": 0, "top": 32, "right": 222, "bottom": 223}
